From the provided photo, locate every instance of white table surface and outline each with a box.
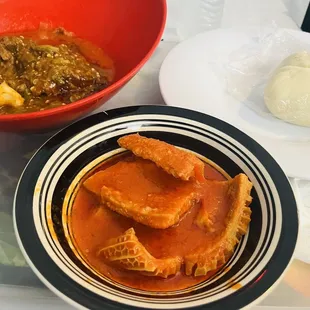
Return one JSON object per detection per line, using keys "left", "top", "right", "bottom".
{"left": 1, "top": 0, "right": 310, "bottom": 309}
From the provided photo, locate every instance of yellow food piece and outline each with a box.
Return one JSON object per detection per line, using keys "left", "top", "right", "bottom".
{"left": 0, "top": 82, "right": 24, "bottom": 108}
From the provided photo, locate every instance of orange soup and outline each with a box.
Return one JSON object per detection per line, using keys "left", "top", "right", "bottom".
{"left": 68, "top": 134, "right": 252, "bottom": 292}
{"left": 70, "top": 154, "right": 229, "bottom": 291}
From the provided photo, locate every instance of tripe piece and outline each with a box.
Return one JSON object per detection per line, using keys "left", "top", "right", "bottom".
{"left": 185, "top": 174, "right": 253, "bottom": 276}
{"left": 98, "top": 228, "right": 182, "bottom": 278}
{"left": 84, "top": 158, "right": 200, "bottom": 229}
{"left": 118, "top": 134, "right": 205, "bottom": 182}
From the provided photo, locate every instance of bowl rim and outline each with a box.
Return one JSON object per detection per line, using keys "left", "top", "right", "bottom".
{"left": 0, "top": 0, "right": 167, "bottom": 122}
{"left": 13, "top": 105, "right": 299, "bottom": 310}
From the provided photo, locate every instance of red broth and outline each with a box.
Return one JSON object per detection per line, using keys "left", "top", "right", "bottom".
{"left": 70, "top": 155, "right": 228, "bottom": 292}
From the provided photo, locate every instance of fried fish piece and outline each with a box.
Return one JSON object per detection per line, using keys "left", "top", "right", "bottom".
{"left": 98, "top": 228, "right": 182, "bottom": 278}
{"left": 118, "top": 134, "right": 205, "bottom": 182}
{"left": 84, "top": 158, "right": 200, "bottom": 229}
{"left": 185, "top": 174, "right": 253, "bottom": 276}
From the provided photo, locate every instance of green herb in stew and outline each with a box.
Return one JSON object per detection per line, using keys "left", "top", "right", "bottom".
{"left": 0, "top": 33, "right": 112, "bottom": 115}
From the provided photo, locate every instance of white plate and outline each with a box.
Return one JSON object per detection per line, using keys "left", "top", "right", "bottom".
{"left": 159, "top": 28, "right": 310, "bottom": 179}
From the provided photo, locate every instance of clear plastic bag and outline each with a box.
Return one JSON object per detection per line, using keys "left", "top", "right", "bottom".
{"left": 225, "top": 25, "right": 310, "bottom": 123}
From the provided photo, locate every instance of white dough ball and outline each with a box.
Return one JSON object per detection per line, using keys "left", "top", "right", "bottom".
{"left": 264, "top": 51, "right": 310, "bottom": 127}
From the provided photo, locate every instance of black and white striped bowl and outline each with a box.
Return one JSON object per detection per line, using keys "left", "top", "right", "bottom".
{"left": 13, "top": 106, "right": 298, "bottom": 310}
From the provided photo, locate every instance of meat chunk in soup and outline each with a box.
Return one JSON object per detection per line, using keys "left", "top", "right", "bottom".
{"left": 185, "top": 174, "right": 252, "bottom": 276}
{"left": 118, "top": 134, "right": 205, "bottom": 182}
{"left": 84, "top": 158, "right": 200, "bottom": 229}
{"left": 98, "top": 228, "right": 182, "bottom": 278}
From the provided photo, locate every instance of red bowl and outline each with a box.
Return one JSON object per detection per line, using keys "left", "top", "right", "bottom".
{"left": 0, "top": 0, "right": 166, "bottom": 132}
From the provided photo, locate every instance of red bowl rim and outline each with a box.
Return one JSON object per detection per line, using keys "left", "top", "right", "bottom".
{"left": 0, "top": 0, "right": 167, "bottom": 122}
